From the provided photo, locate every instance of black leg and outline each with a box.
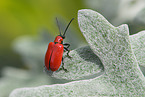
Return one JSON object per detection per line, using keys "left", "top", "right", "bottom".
{"left": 59, "top": 43, "right": 71, "bottom": 72}
{"left": 64, "top": 47, "right": 72, "bottom": 58}
{"left": 63, "top": 43, "right": 70, "bottom": 48}
{"left": 63, "top": 43, "right": 72, "bottom": 58}
{"left": 59, "top": 57, "right": 68, "bottom": 72}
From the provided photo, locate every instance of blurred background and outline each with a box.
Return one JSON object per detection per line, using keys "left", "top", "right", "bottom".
{"left": 0, "top": 0, "right": 85, "bottom": 73}
{"left": 1, "top": 0, "right": 145, "bottom": 97}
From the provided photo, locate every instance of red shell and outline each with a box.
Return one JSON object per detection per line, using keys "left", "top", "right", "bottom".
{"left": 54, "top": 36, "right": 63, "bottom": 44}
{"left": 45, "top": 42, "right": 64, "bottom": 71}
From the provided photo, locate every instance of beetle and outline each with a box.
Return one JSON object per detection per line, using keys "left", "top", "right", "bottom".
{"left": 44, "top": 18, "right": 74, "bottom": 72}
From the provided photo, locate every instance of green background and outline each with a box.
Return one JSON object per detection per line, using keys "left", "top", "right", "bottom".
{"left": 0, "top": 0, "right": 86, "bottom": 72}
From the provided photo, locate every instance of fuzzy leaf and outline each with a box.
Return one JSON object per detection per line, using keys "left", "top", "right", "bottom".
{"left": 9, "top": 9, "right": 145, "bottom": 96}
{"left": 130, "top": 31, "right": 145, "bottom": 67}
{"left": 50, "top": 46, "right": 104, "bottom": 80}
{"left": 130, "top": 31, "right": 145, "bottom": 75}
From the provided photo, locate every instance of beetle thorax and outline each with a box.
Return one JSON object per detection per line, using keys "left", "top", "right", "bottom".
{"left": 54, "top": 36, "right": 63, "bottom": 44}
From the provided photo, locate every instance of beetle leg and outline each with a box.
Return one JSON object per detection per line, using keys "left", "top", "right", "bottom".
{"left": 64, "top": 47, "right": 72, "bottom": 58}
{"left": 59, "top": 57, "right": 68, "bottom": 72}
{"left": 63, "top": 43, "right": 70, "bottom": 48}
{"left": 63, "top": 43, "right": 72, "bottom": 58}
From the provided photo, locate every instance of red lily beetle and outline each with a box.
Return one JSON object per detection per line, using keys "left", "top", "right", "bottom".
{"left": 44, "top": 18, "right": 74, "bottom": 72}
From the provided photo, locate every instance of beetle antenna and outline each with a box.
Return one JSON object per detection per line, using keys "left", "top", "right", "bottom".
{"left": 56, "top": 18, "right": 62, "bottom": 36}
{"left": 63, "top": 18, "right": 74, "bottom": 38}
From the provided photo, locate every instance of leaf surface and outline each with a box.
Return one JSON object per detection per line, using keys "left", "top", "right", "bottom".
{"left": 9, "top": 9, "right": 145, "bottom": 97}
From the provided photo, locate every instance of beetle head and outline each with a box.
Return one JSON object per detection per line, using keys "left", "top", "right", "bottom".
{"left": 54, "top": 36, "right": 63, "bottom": 44}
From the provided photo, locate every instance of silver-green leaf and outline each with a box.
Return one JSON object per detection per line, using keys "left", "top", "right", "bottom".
{"left": 130, "top": 31, "right": 145, "bottom": 67}
{"left": 50, "top": 46, "right": 104, "bottom": 80}
{"left": 9, "top": 9, "right": 145, "bottom": 96}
